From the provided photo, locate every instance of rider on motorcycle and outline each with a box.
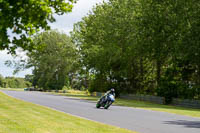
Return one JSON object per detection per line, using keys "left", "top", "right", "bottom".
{"left": 102, "top": 88, "right": 115, "bottom": 102}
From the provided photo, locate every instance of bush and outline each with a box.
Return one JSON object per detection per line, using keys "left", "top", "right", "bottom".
{"left": 3, "top": 77, "right": 32, "bottom": 88}
{"left": 157, "top": 79, "right": 178, "bottom": 104}
{"left": 62, "top": 85, "right": 72, "bottom": 90}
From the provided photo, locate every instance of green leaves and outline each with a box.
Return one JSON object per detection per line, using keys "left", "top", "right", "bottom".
{"left": 27, "top": 30, "right": 78, "bottom": 90}
{"left": 0, "top": 0, "right": 75, "bottom": 53}
{"left": 0, "top": 76, "right": 31, "bottom": 88}
{"left": 72, "top": 0, "right": 142, "bottom": 93}
{"left": 72, "top": 0, "right": 200, "bottom": 99}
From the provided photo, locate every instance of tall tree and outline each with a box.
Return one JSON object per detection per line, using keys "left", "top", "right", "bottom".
{"left": 72, "top": 0, "right": 200, "bottom": 99}
{"left": 27, "top": 30, "right": 78, "bottom": 90}
{"left": 72, "top": 0, "right": 143, "bottom": 93}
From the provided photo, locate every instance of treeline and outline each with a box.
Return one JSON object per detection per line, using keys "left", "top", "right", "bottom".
{"left": 17, "top": 0, "right": 200, "bottom": 104}
{"left": 71, "top": 0, "right": 200, "bottom": 103}
{"left": 0, "top": 75, "right": 32, "bottom": 88}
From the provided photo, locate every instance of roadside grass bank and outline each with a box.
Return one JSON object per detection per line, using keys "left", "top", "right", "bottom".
{"left": 0, "top": 91, "right": 136, "bottom": 133}
{"left": 0, "top": 88, "right": 24, "bottom": 91}
{"left": 52, "top": 90, "right": 200, "bottom": 118}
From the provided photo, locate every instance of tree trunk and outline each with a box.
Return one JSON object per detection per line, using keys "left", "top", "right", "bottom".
{"left": 140, "top": 58, "right": 144, "bottom": 93}
{"left": 156, "top": 60, "right": 161, "bottom": 88}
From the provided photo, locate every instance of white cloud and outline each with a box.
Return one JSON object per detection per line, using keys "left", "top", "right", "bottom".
{"left": 49, "top": 0, "right": 106, "bottom": 33}
{"left": 0, "top": 50, "right": 13, "bottom": 61}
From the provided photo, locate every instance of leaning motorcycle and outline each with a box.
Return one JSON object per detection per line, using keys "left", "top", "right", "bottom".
{"left": 96, "top": 94, "right": 115, "bottom": 109}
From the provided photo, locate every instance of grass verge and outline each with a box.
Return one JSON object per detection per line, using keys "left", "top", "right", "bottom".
{"left": 0, "top": 91, "right": 136, "bottom": 133}
{"left": 53, "top": 91, "right": 200, "bottom": 118}
{"left": 0, "top": 88, "right": 24, "bottom": 91}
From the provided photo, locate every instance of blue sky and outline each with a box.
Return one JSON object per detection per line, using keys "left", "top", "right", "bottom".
{"left": 0, "top": 0, "right": 105, "bottom": 78}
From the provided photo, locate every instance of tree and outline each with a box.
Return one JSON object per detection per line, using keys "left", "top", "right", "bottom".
{"left": 27, "top": 30, "right": 78, "bottom": 90}
{"left": 0, "top": 74, "right": 4, "bottom": 87}
{"left": 138, "top": 0, "right": 200, "bottom": 100}
{"left": 0, "top": 0, "right": 76, "bottom": 53}
{"left": 25, "top": 74, "right": 34, "bottom": 84}
{"left": 72, "top": 0, "right": 200, "bottom": 101}
{"left": 72, "top": 0, "right": 146, "bottom": 93}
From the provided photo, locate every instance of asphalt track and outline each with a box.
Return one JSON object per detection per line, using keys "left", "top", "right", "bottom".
{"left": 2, "top": 90, "right": 200, "bottom": 133}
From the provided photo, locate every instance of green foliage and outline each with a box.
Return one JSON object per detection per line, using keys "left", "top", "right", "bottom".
{"left": 1, "top": 76, "right": 32, "bottom": 88}
{"left": 72, "top": 0, "right": 200, "bottom": 102}
{"left": 0, "top": 74, "right": 4, "bottom": 87}
{"left": 25, "top": 74, "right": 34, "bottom": 83}
{"left": 62, "top": 85, "right": 70, "bottom": 90}
{"left": 72, "top": 0, "right": 142, "bottom": 93}
{"left": 27, "top": 30, "right": 78, "bottom": 90}
{"left": 88, "top": 74, "right": 109, "bottom": 93}
{"left": 0, "top": 0, "right": 76, "bottom": 53}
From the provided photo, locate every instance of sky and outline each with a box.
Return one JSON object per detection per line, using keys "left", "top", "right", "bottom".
{"left": 0, "top": 0, "right": 106, "bottom": 78}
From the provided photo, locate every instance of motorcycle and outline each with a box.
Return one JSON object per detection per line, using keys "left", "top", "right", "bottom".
{"left": 96, "top": 94, "right": 115, "bottom": 109}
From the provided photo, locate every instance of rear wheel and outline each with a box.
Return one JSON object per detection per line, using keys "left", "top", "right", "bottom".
{"left": 104, "top": 104, "right": 109, "bottom": 109}
{"left": 104, "top": 101, "right": 113, "bottom": 109}
{"left": 104, "top": 103, "right": 110, "bottom": 109}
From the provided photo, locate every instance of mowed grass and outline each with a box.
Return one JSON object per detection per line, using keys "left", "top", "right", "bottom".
{"left": 115, "top": 99, "right": 200, "bottom": 118}
{"left": 54, "top": 91, "right": 200, "bottom": 118}
{"left": 0, "top": 88, "right": 24, "bottom": 91}
{"left": 0, "top": 91, "right": 136, "bottom": 133}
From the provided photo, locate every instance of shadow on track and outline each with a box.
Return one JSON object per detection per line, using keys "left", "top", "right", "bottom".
{"left": 164, "top": 120, "right": 200, "bottom": 128}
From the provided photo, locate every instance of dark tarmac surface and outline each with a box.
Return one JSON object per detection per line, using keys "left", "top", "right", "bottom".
{"left": 2, "top": 90, "right": 200, "bottom": 133}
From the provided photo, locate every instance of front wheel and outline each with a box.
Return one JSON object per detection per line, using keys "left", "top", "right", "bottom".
{"left": 96, "top": 101, "right": 101, "bottom": 108}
